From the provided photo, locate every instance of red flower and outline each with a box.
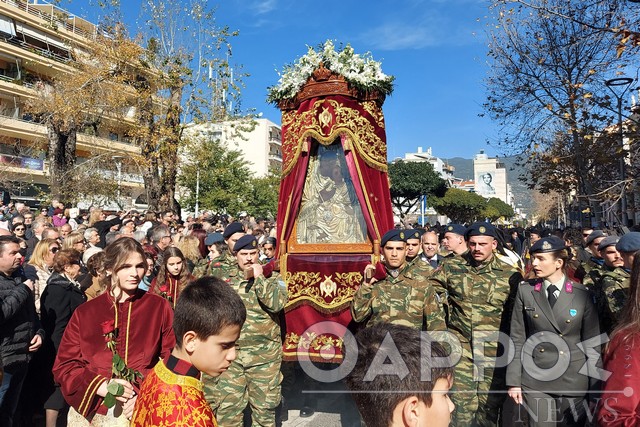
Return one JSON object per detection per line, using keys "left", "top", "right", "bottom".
{"left": 159, "top": 284, "right": 169, "bottom": 293}
{"left": 213, "top": 262, "right": 221, "bottom": 267}
{"left": 101, "top": 320, "right": 115, "bottom": 335}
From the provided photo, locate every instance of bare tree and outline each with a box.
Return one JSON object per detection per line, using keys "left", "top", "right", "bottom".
{"left": 485, "top": 0, "right": 639, "bottom": 220}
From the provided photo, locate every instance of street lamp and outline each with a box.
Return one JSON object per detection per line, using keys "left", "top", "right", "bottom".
{"left": 605, "top": 77, "right": 635, "bottom": 227}
{"left": 112, "top": 155, "right": 123, "bottom": 208}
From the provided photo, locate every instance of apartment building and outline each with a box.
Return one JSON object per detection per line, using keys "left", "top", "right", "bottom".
{"left": 0, "top": 0, "right": 143, "bottom": 206}
{"left": 186, "top": 118, "right": 282, "bottom": 178}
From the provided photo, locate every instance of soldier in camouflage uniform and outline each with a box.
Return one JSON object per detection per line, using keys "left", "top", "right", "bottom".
{"left": 590, "top": 236, "right": 623, "bottom": 334}
{"left": 404, "top": 229, "right": 422, "bottom": 265}
{"left": 203, "top": 234, "right": 288, "bottom": 427}
{"left": 192, "top": 232, "right": 226, "bottom": 278}
{"left": 601, "top": 232, "right": 640, "bottom": 332}
{"left": 351, "top": 229, "right": 445, "bottom": 331}
{"left": 429, "top": 222, "right": 522, "bottom": 427}
{"left": 575, "top": 230, "right": 606, "bottom": 288}
{"left": 209, "top": 222, "right": 247, "bottom": 279}
{"left": 441, "top": 224, "right": 468, "bottom": 259}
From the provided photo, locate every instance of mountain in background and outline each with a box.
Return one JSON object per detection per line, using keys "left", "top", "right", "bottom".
{"left": 443, "top": 156, "right": 533, "bottom": 216}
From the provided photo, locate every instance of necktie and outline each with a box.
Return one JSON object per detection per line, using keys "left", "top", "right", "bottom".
{"left": 547, "top": 284, "right": 558, "bottom": 308}
{"left": 430, "top": 259, "right": 438, "bottom": 269}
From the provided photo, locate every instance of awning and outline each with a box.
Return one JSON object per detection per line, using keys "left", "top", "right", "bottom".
{"left": 15, "top": 22, "right": 69, "bottom": 51}
{"left": 0, "top": 14, "right": 16, "bottom": 37}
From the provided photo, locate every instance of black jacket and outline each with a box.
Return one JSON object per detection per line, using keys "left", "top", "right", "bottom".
{"left": 40, "top": 272, "right": 87, "bottom": 352}
{"left": 0, "top": 268, "right": 43, "bottom": 367}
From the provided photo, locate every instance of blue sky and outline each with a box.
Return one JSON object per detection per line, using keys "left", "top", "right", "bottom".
{"left": 68, "top": 0, "right": 498, "bottom": 161}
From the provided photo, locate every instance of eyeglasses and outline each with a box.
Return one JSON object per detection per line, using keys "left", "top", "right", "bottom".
{"left": 50, "top": 247, "right": 60, "bottom": 253}
{"left": 14, "top": 227, "right": 25, "bottom": 231}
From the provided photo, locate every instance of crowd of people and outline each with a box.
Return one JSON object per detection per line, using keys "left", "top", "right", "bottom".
{"left": 2, "top": 197, "right": 640, "bottom": 426}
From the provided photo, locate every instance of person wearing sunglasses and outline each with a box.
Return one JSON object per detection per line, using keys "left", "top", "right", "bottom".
{"left": 25, "top": 239, "right": 60, "bottom": 316}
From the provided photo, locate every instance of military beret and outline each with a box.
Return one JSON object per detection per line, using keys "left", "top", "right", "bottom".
{"left": 233, "top": 235, "right": 258, "bottom": 252}
{"left": 223, "top": 222, "right": 245, "bottom": 239}
{"left": 204, "top": 232, "right": 224, "bottom": 246}
{"left": 530, "top": 236, "right": 568, "bottom": 254}
{"left": 597, "top": 236, "right": 619, "bottom": 252}
{"left": 444, "top": 224, "right": 467, "bottom": 236}
{"left": 616, "top": 232, "right": 640, "bottom": 253}
{"left": 381, "top": 229, "right": 406, "bottom": 247}
{"left": 465, "top": 222, "right": 497, "bottom": 239}
{"left": 405, "top": 229, "right": 422, "bottom": 241}
{"left": 585, "top": 230, "right": 606, "bottom": 247}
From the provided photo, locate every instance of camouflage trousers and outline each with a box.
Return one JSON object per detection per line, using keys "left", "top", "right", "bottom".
{"left": 204, "top": 356, "right": 282, "bottom": 427}
{"left": 451, "top": 354, "right": 506, "bottom": 426}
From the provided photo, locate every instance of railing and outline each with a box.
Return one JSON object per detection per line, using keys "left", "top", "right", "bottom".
{"left": 0, "top": 31, "right": 70, "bottom": 63}
{"left": 0, "top": 0, "right": 109, "bottom": 41}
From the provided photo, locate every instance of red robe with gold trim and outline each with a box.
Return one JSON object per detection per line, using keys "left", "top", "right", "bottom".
{"left": 131, "top": 357, "right": 217, "bottom": 426}
{"left": 53, "top": 289, "right": 175, "bottom": 421}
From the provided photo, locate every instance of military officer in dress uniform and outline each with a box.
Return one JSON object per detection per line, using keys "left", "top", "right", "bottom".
{"left": 351, "top": 229, "right": 445, "bottom": 331}
{"left": 507, "top": 236, "right": 601, "bottom": 426}
{"left": 430, "top": 222, "right": 522, "bottom": 426}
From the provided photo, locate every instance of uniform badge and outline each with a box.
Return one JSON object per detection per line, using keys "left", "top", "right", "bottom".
{"left": 569, "top": 309, "right": 577, "bottom": 317}
{"left": 542, "top": 241, "right": 552, "bottom": 251}
{"left": 479, "top": 226, "right": 486, "bottom": 233}
{"left": 399, "top": 231, "right": 405, "bottom": 240}
{"left": 448, "top": 226, "right": 453, "bottom": 231}
{"left": 565, "top": 282, "right": 573, "bottom": 293}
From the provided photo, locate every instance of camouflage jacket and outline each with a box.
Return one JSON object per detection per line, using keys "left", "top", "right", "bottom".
{"left": 405, "top": 256, "right": 435, "bottom": 278}
{"left": 191, "top": 255, "right": 225, "bottom": 279}
{"left": 602, "top": 267, "right": 631, "bottom": 329}
{"left": 351, "top": 262, "right": 445, "bottom": 331}
{"left": 429, "top": 253, "right": 522, "bottom": 349}
{"left": 217, "top": 264, "right": 288, "bottom": 363}
{"left": 576, "top": 257, "right": 605, "bottom": 289}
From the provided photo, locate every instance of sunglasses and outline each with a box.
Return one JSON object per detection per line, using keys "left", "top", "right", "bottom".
{"left": 50, "top": 247, "right": 60, "bottom": 253}
{"left": 14, "top": 227, "right": 25, "bottom": 231}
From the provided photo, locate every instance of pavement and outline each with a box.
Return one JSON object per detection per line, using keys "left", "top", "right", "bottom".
{"left": 279, "top": 362, "right": 362, "bottom": 427}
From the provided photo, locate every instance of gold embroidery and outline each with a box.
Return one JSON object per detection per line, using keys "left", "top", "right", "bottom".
{"left": 361, "top": 100, "right": 385, "bottom": 129}
{"left": 284, "top": 331, "right": 344, "bottom": 353}
{"left": 285, "top": 270, "right": 362, "bottom": 310}
{"left": 153, "top": 361, "right": 203, "bottom": 391}
{"left": 319, "top": 275, "right": 337, "bottom": 298}
{"left": 319, "top": 107, "right": 332, "bottom": 129}
{"left": 281, "top": 99, "right": 387, "bottom": 176}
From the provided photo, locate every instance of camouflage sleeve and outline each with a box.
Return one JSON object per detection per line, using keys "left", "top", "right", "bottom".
{"left": 427, "top": 265, "right": 448, "bottom": 298}
{"left": 604, "top": 276, "right": 629, "bottom": 323}
{"left": 350, "top": 282, "right": 375, "bottom": 323}
{"left": 423, "top": 285, "right": 446, "bottom": 332}
{"left": 191, "top": 259, "right": 208, "bottom": 279}
{"left": 253, "top": 274, "right": 287, "bottom": 313}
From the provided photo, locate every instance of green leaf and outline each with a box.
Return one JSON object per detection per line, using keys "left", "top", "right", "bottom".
{"left": 103, "top": 392, "right": 116, "bottom": 408}
{"left": 107, "top": 381, "right": 125, "bottom": 396}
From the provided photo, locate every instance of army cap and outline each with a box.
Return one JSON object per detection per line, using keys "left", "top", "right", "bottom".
{"left": 381, "top": 229, "right": 407, "bottom": 247}
{"left": 616, "top": 232, "right": 640, "bottom": 253}
{"left": 223, "top": 222, "right": 244, "bottom": 239}
{"left": 585, "top": 230, "right": 606, "bottom": 246}
{"left": 204, "top": 232, "right": 224, "bottom": 246}
{"left": 597, "top": 236, "right": 619, "bottom": 252}
{"left": 530, "top": 236, "right": 568, "bottom": 254}
{"left": 444, "top": 224, "right": 467, "bottom": 236}
{"left": 234, "top": 235, "right": 259, "bottom": 251}
{"left": 465, "top": 222, "right": 497, "bottom": 239}
{"left": 405, "top": 229, "right": 422, "bottom": 241}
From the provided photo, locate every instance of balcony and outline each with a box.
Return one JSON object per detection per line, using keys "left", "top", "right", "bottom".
{"left": 0, "top": 111, "right": 140, "bottom": 155}
{"left": 0, "top": 0, "right": 107, "bottom": 41}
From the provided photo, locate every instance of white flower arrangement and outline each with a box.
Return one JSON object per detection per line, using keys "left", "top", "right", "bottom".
{"left": 267, "top": 40, "right": 395, "bottom": 104}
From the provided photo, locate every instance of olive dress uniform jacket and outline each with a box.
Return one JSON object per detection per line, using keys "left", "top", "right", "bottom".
{"left": 506, "top": 278, "right": 601, "bottom": 396}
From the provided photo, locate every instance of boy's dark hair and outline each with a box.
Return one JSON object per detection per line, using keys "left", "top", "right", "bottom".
{"left": 345, "top": 324, "right": 453, "bottom": 427}
{"left": 173, "top": 277, "right": 246, "bottom": 348}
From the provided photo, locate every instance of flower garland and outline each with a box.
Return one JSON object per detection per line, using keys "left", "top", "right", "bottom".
{"left": 100, "top": 305, "right": 142, "bottom": 408}
{"left": 267, "top": 40, "right": 395, "bottom": 105}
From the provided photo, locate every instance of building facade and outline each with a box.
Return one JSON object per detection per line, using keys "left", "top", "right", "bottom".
{"left": 473, "top": 150, "right": 512, "bottom": 205}
{"left": 0, "top": 0, "right": 143, "bottom": 206}
{"left": 187, "top": 118, "right": 282, "bottom": 178}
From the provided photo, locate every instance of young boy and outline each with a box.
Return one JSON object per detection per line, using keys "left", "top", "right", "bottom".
{"left": 345, "top": 323, "right": 455, "bottom": 427}
{"left": 131, "top": 277, "right": 247, "bottom": 426}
